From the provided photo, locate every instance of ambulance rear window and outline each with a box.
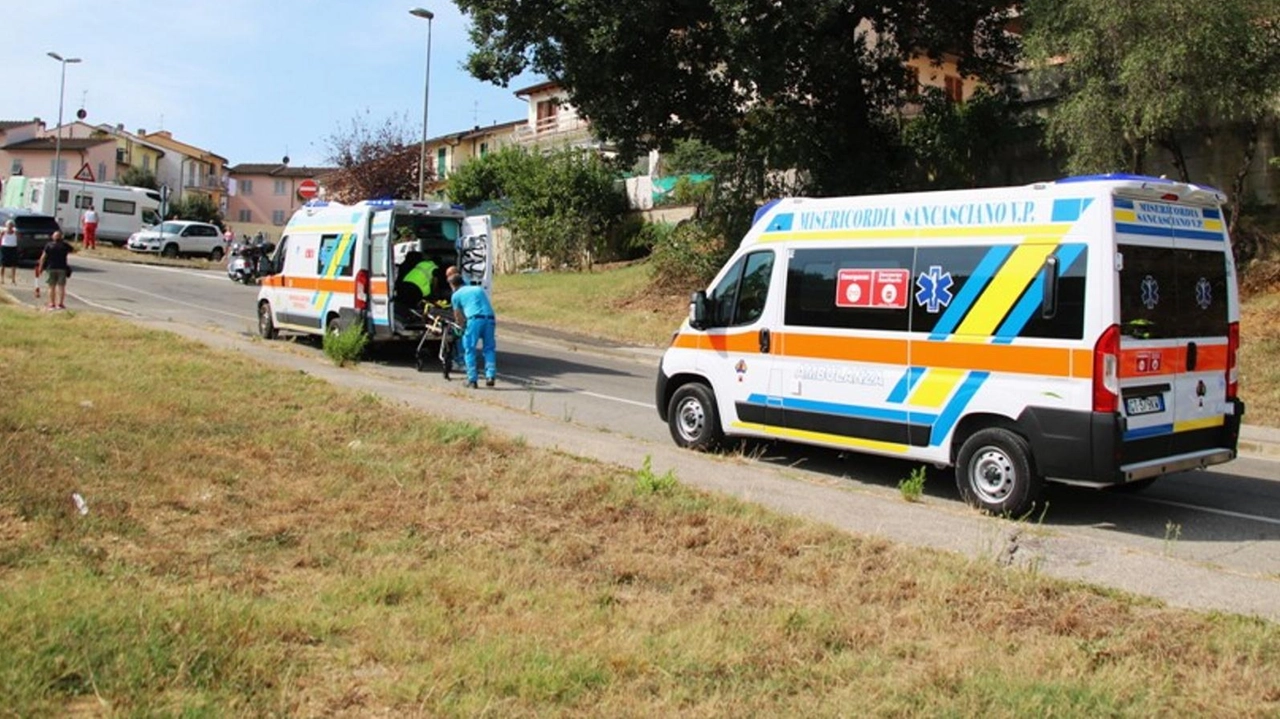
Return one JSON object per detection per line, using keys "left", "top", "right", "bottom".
{"left": 1119, "top": 244, "right": 1229, "bottom": 339}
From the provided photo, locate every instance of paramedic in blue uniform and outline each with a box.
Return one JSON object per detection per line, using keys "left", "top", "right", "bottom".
{"left": 448, "top": 272, "right": 497, "bottom": 388}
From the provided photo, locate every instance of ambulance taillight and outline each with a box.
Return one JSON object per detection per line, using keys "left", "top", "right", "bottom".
{"left": 354, "top": 269, "right": 370, "bottom": 312}
{"left": 1093, "top": 324, "right": 1120, "bottom": 413}
{"left": 1226, "top": 321, "right": 1240, "bottom": 399}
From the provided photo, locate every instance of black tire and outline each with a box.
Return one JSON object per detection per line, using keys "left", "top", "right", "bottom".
{"left": 257, "top": 302, "right": 277, "bottom": 340}
{"left": 440, "top": 332, "right": 457, "bottom": 380}
{"left": 667, "top": 383, "right": 724, "bottom": 451}
{"left": 161, "top": 244, "right": 179, "bottom": 258}
{"left": 326, "top": 314, "right": 342, "bottom": 337}
{"left": 955, "top": 427, "right": 1042, "bottom": 517}
{"left": 209, "top": 246, "right": 225, "bottom": 262}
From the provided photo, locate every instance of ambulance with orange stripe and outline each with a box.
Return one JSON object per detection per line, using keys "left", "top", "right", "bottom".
{"left": 256, "top": 199, "right": 491, "bottom": 343}
{"left": 656, "top": 175, "right": 1245, "bottom": 515}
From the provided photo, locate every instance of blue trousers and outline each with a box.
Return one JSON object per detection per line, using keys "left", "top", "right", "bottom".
{"left": 462, "top": 317, "right": 496, "bottom": 383}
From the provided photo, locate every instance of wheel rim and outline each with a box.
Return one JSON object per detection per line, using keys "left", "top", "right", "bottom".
{"left": 969, "top": 446, "right": 1016, "bottom": 504}
{"left": 675, "top": 396, "right": 706, "bottom": 443}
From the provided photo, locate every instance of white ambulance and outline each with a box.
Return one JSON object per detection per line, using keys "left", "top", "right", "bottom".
{"left": 256, "top": 198, "right": 491, "bottom": 343}
{"left": 656, "top": 175, "right": 1245, "bottom": 516}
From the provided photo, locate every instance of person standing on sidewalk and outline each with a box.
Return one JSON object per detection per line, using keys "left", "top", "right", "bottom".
{"left": 0, "top": 219, "right": 18, "bottom": 284}
{"left": 35, "top": 231, "right": 73, "bottom": 309}
{"left": 447, "top": 272, "right": 497, "bottom": 388}
{"left": 80, "top": 202, "right": 99, "bottom": 250}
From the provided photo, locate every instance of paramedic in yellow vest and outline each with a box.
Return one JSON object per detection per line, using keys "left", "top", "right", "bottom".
{"left": 402, "top": 256, "right": 440, "bottom": 304}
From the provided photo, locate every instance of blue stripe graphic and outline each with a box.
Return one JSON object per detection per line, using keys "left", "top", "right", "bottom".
{"left": 1203, "top": 208, "right": 1221, "bottom": 219}
{"left": 886, "top": 367, "right": 927, "bottom": 404}
{"left": 1114, "top": 198, "right": 1135, "bottom": 210}
{"left": 744, "top": 393, "right": 937, "bottom": 425}
{"left": 1051, "top": 198, "right": 1094, "bottom": 222}
{"left": 1124, "top": 424, "right": 1173, "bottom": 441}
{"left": 928, "top": 245, "right": 1014, "bottom": 340}
{"left": 929, "top": 372, "right": 988, "bottom": 446}
{"left": 992, "top": 243, "right": 1087, "bottom": 344}
{"left": 1115, "top": 222, "right": 1222, "bottom": 242}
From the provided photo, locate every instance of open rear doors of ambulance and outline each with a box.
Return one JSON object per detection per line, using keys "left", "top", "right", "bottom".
{"left": 1110, "top": 181, "right": 1243, "bottom": 483}
{"left": 459, "top": 215, "right": 493, "bottom": 291}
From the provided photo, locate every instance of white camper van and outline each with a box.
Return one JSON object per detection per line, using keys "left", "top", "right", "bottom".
{"left": 257, "top": 198, "right": 491, "bottom": 343}
{"left": 3, "top": 177, "right": 162, "bottom": 245}
{"left": 655, "top": 174, "right": 1245, "bottom": 516}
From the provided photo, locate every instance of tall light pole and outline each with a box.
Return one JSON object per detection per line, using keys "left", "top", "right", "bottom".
{"left": 410, "top": 7, "right": 434, "bottom": 201}
{"left": 47, "top": 52, "right": 82, "bottom": 220}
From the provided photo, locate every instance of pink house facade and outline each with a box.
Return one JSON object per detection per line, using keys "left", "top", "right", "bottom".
{"left": 0, "top": 119, "right": 117, "bottom": 193}
{"left": 225, "top": 163, "right": 337, "bottom": 240}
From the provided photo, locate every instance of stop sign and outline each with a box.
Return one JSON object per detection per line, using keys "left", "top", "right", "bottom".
{"left": 297, "top": 179, "right": 319, "bottom": 200}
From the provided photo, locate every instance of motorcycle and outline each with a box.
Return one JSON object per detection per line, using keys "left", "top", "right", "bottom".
{"left": 226, "top": 235, "right": 276, "bottom": 284}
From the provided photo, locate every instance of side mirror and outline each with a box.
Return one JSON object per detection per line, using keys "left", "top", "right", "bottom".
{"left": 689, "top": 291, "right": 709, "bottom": 330}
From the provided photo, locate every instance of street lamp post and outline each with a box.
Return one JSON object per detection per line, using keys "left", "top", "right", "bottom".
{"left": 47, "top": 52, "right": 82, "bottom": 222}
{"left": 410, "top": 7, "right": 434, "bottom": 201}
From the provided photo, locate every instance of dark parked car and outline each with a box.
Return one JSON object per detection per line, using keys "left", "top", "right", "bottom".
{"left": 0, "top": 209, "right": 62, "bottom": 261}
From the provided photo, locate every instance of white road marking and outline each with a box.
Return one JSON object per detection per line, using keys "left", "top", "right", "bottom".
{"left": 1134, "top": 496, "right": 1280, "bottom": 526}
{"left": 580, "top": 390, "right": 653, "bottom": 409}
{"left": 66, "top": 291, "right": 141, "bottom": 318}
{"left": 496, "top": 373, "right": 652, "bottom": 409}
{"left": 77, "top": 256, "right": 229, "bottom": 282}
{"left": 72, "top": 276, "right": 255, "bottom": 322}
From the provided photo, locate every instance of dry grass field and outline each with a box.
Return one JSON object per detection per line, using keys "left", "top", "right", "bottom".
{"left": 1, "top": 307, "right": 1277, "bottom": 717}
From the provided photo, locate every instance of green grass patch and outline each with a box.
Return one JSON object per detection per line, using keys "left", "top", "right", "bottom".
{"left": 491, "top": 261, "right": 686, "bottom": 347}
{"left": 322, "top": 321, "right": 369, "bottom": 366}
{"left": 898, "top": 465, "right": 927, "bottom": 502}
{"left": 1239, "top": 289, "right": 1280, "bottom": 426}
{"left": 1, "top": 306, "right": 1278, "bottom": 716}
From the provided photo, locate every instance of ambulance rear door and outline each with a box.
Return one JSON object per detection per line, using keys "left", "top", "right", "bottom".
{"left": 1115, "top": 194, "right": 1235, "bottom": 468}
{"left": 367, "top": 209, "right": 395, "bottom": 337}
{"left": 459, "top": 215, "right": 492, "bottom": 291}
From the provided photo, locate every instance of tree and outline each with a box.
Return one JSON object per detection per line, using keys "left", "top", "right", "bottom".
{"left": 168, "top": 193, "right": 222, "bottom": 225}
{"left": 322, "top": 110, "right": 424, "bottom": 202}
{"left": 119, "top": 166, "right": 158, "bottom": 190}
{"left": 446, "top": 146, "right": 628, "bottom": 268}
{"left": 1023, "top": 0, "right": 1280, "bottom": 230}
{"left": 901, "top": 86, "right": 1032, "bottom": 190}
{"left": 455, "top": 0, "right": 1019, "bottom": 198}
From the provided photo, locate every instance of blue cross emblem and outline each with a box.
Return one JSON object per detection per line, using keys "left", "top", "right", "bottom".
{"left": 915, "top": 265, "right": 954, "bottom": 314}
{"left": 1195, "top": 277, "right": 1212, "bottom": 310}
{"left": 1140, "top": 275, "right": 1160, "bottom": 310}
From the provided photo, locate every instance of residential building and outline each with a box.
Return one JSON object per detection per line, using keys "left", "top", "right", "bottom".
{"left": 511, "top": 81, "right": 601, "bottom": 151}
{"left": 422, "top": 120, "right": 522, "bottom": 194}
{"left": 225, "top": 163, "right": 337, "bottom": 239}
{"left": 0, "top": 118, "right": 117, "bottom": 190}
{"left": 138, "top": 130, "right": 228, "bottom": 209}
{"left": 91, "top": 124, "right": 167, "bottom": 181}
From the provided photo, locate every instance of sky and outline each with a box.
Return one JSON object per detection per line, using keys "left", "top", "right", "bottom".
{"left": 5, "top": 0, "right": 542, "bottom": 167}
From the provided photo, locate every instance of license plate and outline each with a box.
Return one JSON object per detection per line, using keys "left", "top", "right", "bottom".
{"left": 1126, "top": 394, "right": 1165, "bottom": 416}
{"left": 33, "top": 234, "right": 50, "bottom": 241}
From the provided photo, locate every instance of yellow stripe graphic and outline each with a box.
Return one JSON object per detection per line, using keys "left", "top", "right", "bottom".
{"left": 312, "top": 233, "right": 356, "bottom": 310}
{"left": 1174, "top": 416, "right": 1225, "bottom": 433}
{"left": 954, "top": 240, "right": 1059, "bottom": 338}
{"left": 731, "top": 422, "right": 911, "bottom": 453}
{"left": 907, "top": 368, "right": 965, "bottom": 408}
{"left": 1113, "top": 210, "right": 1137, "bottom": 223}
{"left": 759, "top": 223, "right": 1073, "bottom": 244}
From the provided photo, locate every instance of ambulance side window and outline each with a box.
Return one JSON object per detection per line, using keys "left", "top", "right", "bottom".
{"left": 708, "top": 250, "right": 774, "bottom": 327}
{"left": 785, "top": 247, "right": 913, "bottom": 331}
{"left": 316, "top": 233, "right": 352, "bottom": 277}
{"left": 272, "top": 237, "right": 288, "bottom": 276}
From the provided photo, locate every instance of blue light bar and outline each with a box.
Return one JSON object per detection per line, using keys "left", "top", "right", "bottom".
{"left": 366, "top": 199, "right": 396, "bottom": 208}
{"left": 1057, "top": 173, "right": 1175, "bottom": 184}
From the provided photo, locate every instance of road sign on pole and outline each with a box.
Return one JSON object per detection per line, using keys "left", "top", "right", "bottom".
{"left": 74, "top": 162, "right": 94, "bottom": 182}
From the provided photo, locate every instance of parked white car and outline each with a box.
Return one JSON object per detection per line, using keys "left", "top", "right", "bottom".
{"left": 127, "top": 221, "right": 226, "bottom": 260}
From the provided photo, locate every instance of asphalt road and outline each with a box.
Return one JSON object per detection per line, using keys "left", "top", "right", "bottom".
{"left": 15, "top": 256, "right": 1280, "bottom": 603}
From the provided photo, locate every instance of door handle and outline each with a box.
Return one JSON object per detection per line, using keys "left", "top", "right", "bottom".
{"left": 759, "top": 328, "right": 771, "bottom": 354}
{"left": 1186, "top": 342, "right": 1198, "bottom": 372}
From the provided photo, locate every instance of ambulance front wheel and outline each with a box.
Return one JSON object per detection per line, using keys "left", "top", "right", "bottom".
{"left": 955, "top": 427, "right": 1043, "bottom": 517}
{"left": 668, "top": 383, "right": 723, "bottom": 451}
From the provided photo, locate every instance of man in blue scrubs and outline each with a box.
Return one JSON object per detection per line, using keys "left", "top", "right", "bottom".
{"left": 448, "top": 273, "right": 497, "bottom": 388}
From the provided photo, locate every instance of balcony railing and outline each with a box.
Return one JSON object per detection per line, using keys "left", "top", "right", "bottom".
{"left": 183, "top": 176, "right": 226, "bottom": 192}
{"left": 512, "top": 113, "right": 596, "bottom": 146}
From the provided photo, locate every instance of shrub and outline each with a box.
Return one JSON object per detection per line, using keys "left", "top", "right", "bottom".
{"left": 649, "top": 220, "right": 732, "bottom": 292}
{"left": 323, "top": 322, "right": 368, "bottom": 366}
{"left": 898, "top": 466, "right": 927, "bottom": 502}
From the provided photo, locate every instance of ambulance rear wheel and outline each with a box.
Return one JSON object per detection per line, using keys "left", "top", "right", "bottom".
{"left": 956, "top": 427, "right": 1042, "bottom": 517}
{"left": 668, "top": 383, "right": 723, "bottom": 451}
{"left": 257, "top": 302, "right": 277, "bottom": 340}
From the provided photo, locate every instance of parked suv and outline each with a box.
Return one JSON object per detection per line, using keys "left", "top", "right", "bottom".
{"left": 0, "top": 209, "right": 61, "bottom": 261}
{"left": 127, "top": 220, "right": 226, "bottom": 260}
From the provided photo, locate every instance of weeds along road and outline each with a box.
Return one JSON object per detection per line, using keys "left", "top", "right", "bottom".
{"left": 21, "top": 255, "right": 1280, "bottom": 618}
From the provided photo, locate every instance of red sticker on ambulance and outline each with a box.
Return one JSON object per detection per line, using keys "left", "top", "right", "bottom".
{"left": 835, "top": 268, "right": 910, "bottom": 309}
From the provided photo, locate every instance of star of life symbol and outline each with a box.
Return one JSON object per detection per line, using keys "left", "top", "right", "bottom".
{"left": 914, "top": 265, "right": 954, "bottom": 314}
{"left": 1195, "top": 277, "right": 1212, "bottom": 310}
{"left": 1140, "top": 274, "right": 1160, "bottom": 310}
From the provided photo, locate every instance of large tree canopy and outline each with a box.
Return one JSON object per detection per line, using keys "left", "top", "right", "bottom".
{"left": 322, "top": 110, "right": 423, "bottom": 202}
{"left": 1023, "top": 0, "right": 1280, "bottom": 205}
{"left": 455, "top": 0, "right": 1018, "bottom": 196}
